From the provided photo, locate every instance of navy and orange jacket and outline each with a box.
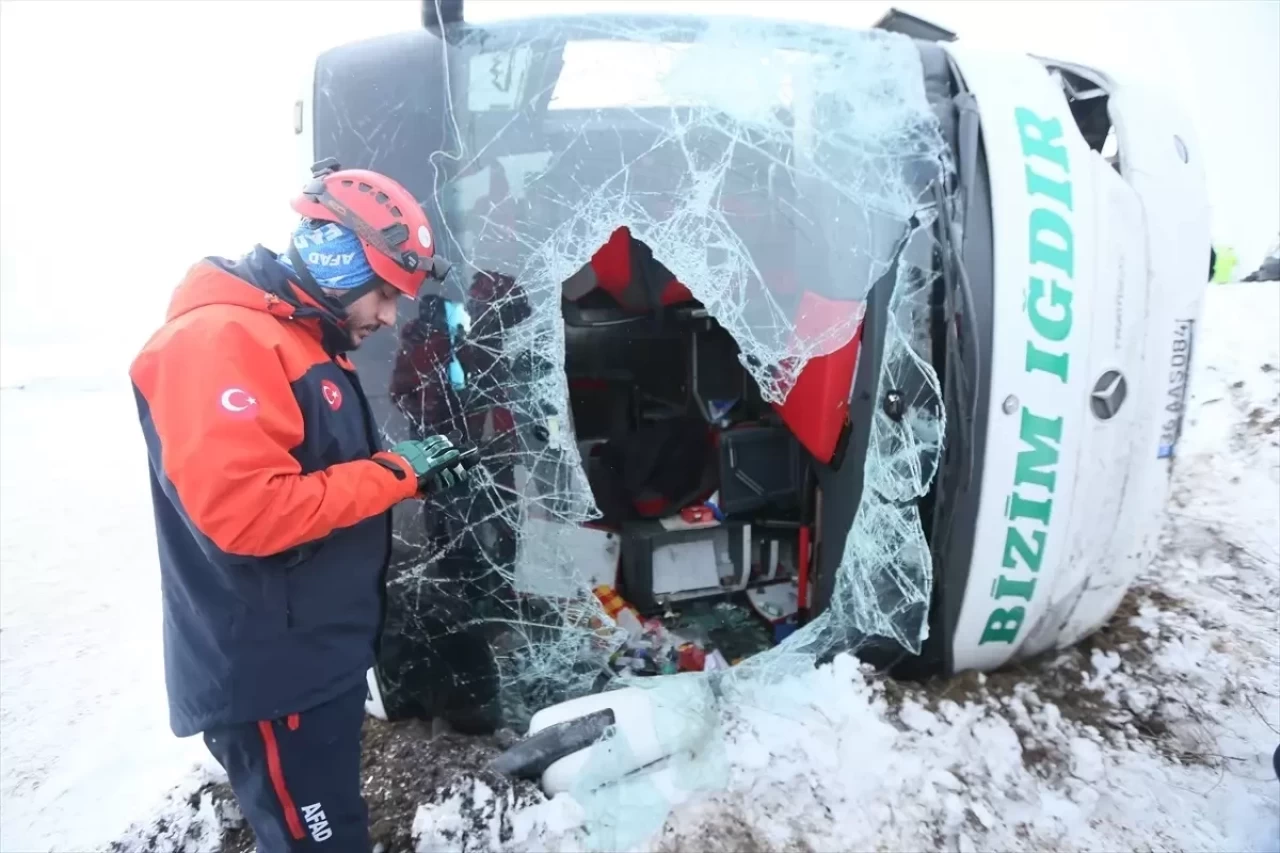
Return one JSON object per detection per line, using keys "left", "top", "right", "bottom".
{"left": 130, "top": 245, "right": 419, "bottom": 738}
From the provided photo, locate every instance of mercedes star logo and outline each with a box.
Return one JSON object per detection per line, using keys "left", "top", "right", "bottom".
{"left": 1091, "top": 370, "right": 1127, "bottom": 420}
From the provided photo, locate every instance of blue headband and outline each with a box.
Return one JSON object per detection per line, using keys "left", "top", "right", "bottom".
{"left": 281, "top": 220, "right": 376, "bottom": 290}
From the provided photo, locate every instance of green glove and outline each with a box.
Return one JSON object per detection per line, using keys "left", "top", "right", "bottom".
{"left": 390, "top": 437, "right": 479, "bottom": 494}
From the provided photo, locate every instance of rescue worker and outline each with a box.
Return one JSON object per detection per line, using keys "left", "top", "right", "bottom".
{"left": 129, "top": 160, "right": 478, "bottom": 851}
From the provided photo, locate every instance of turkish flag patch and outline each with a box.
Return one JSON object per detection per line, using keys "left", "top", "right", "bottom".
{"left": 321, "top": 379, "right": 343, "bottom": 411}
{"left": 218, "top": 387, "right": 259, "bottom": 419}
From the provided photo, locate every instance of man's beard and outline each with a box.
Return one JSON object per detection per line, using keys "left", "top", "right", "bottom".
{"left": 347, "top": 323, "right": 381, "bottom": 349}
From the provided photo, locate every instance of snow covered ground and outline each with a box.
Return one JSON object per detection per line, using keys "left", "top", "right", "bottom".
{"left": 4, "top": 282, "right": 1278, "bottom": 852}
{"left": 0, "top": 382, "right": 213, "bottom": 851}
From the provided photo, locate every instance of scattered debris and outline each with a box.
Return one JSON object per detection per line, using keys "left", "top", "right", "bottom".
{"left": 597, "top": 586, "right": 779, "bottom": 678}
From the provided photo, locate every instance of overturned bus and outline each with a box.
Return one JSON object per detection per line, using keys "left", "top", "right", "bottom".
{"left": 294, "top": 2, "right": 1211, "bottom": 733}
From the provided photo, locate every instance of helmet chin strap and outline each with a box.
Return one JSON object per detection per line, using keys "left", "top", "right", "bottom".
{"left": 282, "top": 244, "right": 360, "bottom": 354}
{"left": 335, "top": 278, "right": 383, "bottom": 307}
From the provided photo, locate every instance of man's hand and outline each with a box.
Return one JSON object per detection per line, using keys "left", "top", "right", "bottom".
{"left": 389, "top": 436, "right": 480, "bottom": 495}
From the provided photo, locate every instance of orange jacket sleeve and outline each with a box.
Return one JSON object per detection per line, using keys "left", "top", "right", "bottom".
{"left": 132, "top": 317, "right": 418, "bottom": 558}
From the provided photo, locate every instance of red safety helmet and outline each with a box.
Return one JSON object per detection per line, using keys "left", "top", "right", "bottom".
{"left": 291, "top": 158, "right": 451, "bottom": 297}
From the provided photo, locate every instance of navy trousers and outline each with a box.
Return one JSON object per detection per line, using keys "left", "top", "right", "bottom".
{"left": 203, "top": 683, "right": 369, "bottom": 852}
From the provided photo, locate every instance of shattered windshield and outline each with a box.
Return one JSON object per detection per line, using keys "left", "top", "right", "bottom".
{"left": 421, "top": 17, "right": 942, "bottom": 397}
{"left": 321, "top": 14, "right": 952, "bottom": 845}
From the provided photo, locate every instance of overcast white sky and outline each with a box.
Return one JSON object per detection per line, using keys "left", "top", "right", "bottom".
{"left": 1, "top": 0, "right": 1276, "bottom": 384}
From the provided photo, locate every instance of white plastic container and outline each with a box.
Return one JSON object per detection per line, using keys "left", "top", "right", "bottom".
{"left": 526, "top": 676, "right": 717, "bottom": 795}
